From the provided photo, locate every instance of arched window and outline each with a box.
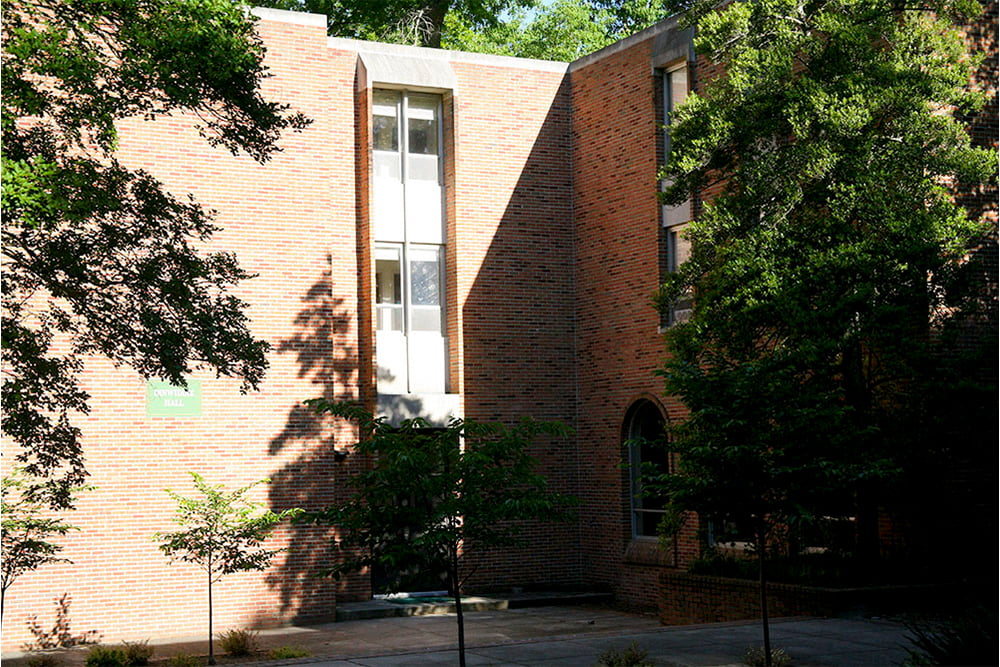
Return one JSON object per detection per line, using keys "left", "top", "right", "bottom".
{"left": 625, "top": 399, "right": 672, "bottom": 539}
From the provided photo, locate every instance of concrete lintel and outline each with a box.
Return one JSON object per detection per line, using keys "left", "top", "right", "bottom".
{"left": 357, "top": 51, "right": 458, "bottom": 92}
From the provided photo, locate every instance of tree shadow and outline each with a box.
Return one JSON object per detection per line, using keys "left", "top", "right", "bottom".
{"left": 458, "top": 77, "right": 583, "bottom": 593}
{"left": 263, "top": 259, "right": 366, "bottom": 621}
{"left": 23, "top": 593, "right": 101, "bottom": 650}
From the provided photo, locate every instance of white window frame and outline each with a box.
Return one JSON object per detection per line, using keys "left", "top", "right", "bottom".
{"left": 373, "top": 89, "right": 448, "bottom": 394}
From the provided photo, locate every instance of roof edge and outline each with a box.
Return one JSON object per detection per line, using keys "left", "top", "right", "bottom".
{"left": 569, "top": 14, "right": 683, "bottom": 72}
{"left": 250, "top": 6, "right": 328, "bottom": 28}
{"left": 327, "top": 37, "right": 570, "bottom": 74}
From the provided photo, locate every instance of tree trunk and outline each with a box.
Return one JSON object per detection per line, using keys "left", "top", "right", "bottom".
{"left": 208, "top": 567, "right": 215, "bottom": 666}
{"left": 759, "top": 528, "right": 772, "bottom": 667}
{"left": 450, "top": 545, "right": 466, "bottom": 667}
{"left": 842, "top": 341, "right": 880, "bottom": 567}
{"left": 418, "top": 1, "right": 450, "bottom": 48}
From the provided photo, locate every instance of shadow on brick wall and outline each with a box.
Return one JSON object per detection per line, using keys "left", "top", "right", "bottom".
{"left": 459, "top": 78, "right": 584, "bottom": 593}
{"left": 262, "top": 259, "right": 361, "bottom": 622}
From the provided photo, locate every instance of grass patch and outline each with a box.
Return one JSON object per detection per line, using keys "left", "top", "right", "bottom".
{"left": 594, "top": 642, "right": 652, "bottom": 667}
{"left": 267, "top": 647, "right": 310, "bottom": 660}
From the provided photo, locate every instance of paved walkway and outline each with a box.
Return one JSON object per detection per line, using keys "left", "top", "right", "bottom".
{"left": 269, "top": 610, "right": 912, "bottom": 667}
{"left": 5, "top": 604, "right": 914, "bottom": 666}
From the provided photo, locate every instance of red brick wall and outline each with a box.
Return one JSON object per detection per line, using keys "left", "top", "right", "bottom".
{"left": 1, "top": 12, "right": 359, "bottom": 651}
{"left": 4, "top": 4, "right": 994, "bottom": 652}
{"left": 659, "top": 572, "right": 973, "bottom": 625}
{"left": 569, "top": 33, "right": 705, "bottom": 610}
{"left": 446, "top": 59, "right": 581, "bottom": 590}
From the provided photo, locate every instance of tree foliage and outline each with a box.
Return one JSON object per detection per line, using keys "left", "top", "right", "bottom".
{"left": 587, "top": 0, "right": 670, "bottom": 38}
{"left": 655, "top": 0, "right": 996, "bottom": 549}
{"left": 261, "top": 0, "right": 671, "bottom": 55}
{"left": 653, "top": 1, "right": 995, "bottom": 658}
{"left": 0, "top": 470, "right": 81, "bottom": 619}
{"left": 303, "top": 400, "right": 575, "bottom": 667}
{"left": 2, "top": 0, "right": 309, "bottom": 508}
{"left": 442, "top": 0, "right": 620, "bottom": 61}
{"left": 258, "top": 0, "right": 533, "bottom": 47}
{"left": 155, "top": 473, "right": 299, "bottom": 665}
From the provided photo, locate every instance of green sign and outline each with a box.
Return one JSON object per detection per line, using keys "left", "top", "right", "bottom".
{"left": 146, "top": 380, "right": 202, "bottom": 417}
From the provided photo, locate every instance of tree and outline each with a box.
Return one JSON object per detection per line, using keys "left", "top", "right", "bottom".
{"left": 442, "top": 0, "right": 620, "bottom": 61}
{"left": 261, "top": 0, "right": 670, "bottom": 57}
{"left": 0, "top": 470, "right": 81, "bottom": 619}
{"left": 2, "top": 0, "right": 309, "bottom": 509}
{"left": 256, "top": 0, "right": 534, "bottom": 47}
{"left": 155, "top": 473, "right": 299, "bottom": 665}
{"left": 653, "top": 0, "right": 996, "bottom": 662}
{"left": 303, "top": 400, "right": 576, "bottom": 667}
{"left": 586, "top": 0, "right": 670, "bottom": 38}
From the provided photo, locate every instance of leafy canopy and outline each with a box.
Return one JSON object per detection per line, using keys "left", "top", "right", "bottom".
{"left": 302, "top": 401, "right": 576, "bottom": 587}
{"left": 260, "top": 0, "right": 671, "bottom": 55}
{"left": 257, "top": 0, "right": 533, "bottom": 47}
{"left": 155, "top": 473, "right": 298, "bottom": 579}
{"left": 654, "top": 0, "right": 996, "bottom": 545}
{"left": 0, "top": 470, "right": 81, "bottom": 618}
{"left": 2, "top": 0, "right": 309, "bottom": 508}
{"left": 441, "top": 0, "right": 647, "bottom": 61}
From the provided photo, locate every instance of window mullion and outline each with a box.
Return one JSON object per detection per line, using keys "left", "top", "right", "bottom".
{"left": 400, "top": 91, "right": 414, "bottom": 393}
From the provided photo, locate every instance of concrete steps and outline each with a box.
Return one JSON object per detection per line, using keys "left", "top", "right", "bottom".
{"left": 335, "top": 591, "right": 614, "bottom": 621}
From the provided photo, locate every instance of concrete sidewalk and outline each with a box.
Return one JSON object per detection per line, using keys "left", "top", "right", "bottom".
{"left": 243, "top": 605, "right": 912, "bottom": 667}
{"left": 4, "top": 604, "right": 914, "bottom": 667}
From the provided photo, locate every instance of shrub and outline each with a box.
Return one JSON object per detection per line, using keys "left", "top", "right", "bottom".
{"left": 82, "top": 642, "right": 154, "bottom": 667}
{"left": 742, "top": 645, "right": 791, "bottom": 667}
{"left": 26, "top": 655, "right": 62, "bottom": 667}
{"left": 121, "top": 640, "right": 153, "bottom": 666}
{"left": 218, "top": 628, "right": 258, "bottom": 657}
{"left": 903, "top": 607, "right": 996, "bottom": 666}
{"left": 595, "top": 642, "right": 653, "bottom": 667}
{"left": 166, "top": 655, "right": 201, "bottom": 667}
{"left": 85, "top": 646, "right": 128, "bottom": 667}
{"left": 267, "top": 646, "right": 310, "bottom": 660}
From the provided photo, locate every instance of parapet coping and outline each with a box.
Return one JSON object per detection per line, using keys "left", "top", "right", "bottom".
{"left": 329, "top": 36, "right": 570, "bottom": 73}
{"left": 568, "top": 14, "right": 682, "bottom": 72}
{"left": 251, "top": 6, "right": 327, "bottom": 28}
{"left": 250, "top": 4, "right": 686, "bottom": 74}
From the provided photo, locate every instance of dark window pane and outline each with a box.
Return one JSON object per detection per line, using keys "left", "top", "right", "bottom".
{"left": 408, "top": 119, "right": 438, "bottom": 155}
{"left": 374, "top": 115, "right": 398, "bottom": 151}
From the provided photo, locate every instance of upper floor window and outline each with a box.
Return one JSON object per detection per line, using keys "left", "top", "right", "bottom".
{"left": 373, "top": 90, "right": 442, "bottom": 184}
{"left": 372, "top": 88, "right": 448, "bottom": 395}
{"left": 661, "top": 64, "right": 693, "bottom": 326}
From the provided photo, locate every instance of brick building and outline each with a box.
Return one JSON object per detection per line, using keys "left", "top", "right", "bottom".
{"left": 2, "top": 4, "right": 995, "bottom": 652}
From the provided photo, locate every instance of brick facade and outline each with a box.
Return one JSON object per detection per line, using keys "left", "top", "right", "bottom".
{"left": 569, "top": 26, "right": 693, "bottom": 610}
{"left": 658, "top": 572, "right": 969, "bottom": 625}
{"left": 2, "top": 3, "right": 995, "bottom": 653}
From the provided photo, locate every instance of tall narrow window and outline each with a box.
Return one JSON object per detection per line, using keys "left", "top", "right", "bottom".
{"left": 661, "top": 64, "right": 693, "bottom": 326}
{"left": 626, "top": 400, "right": 672, "bottom": 539}
{"left": 372, "top": 89, "right": 447, "bottom": 395}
